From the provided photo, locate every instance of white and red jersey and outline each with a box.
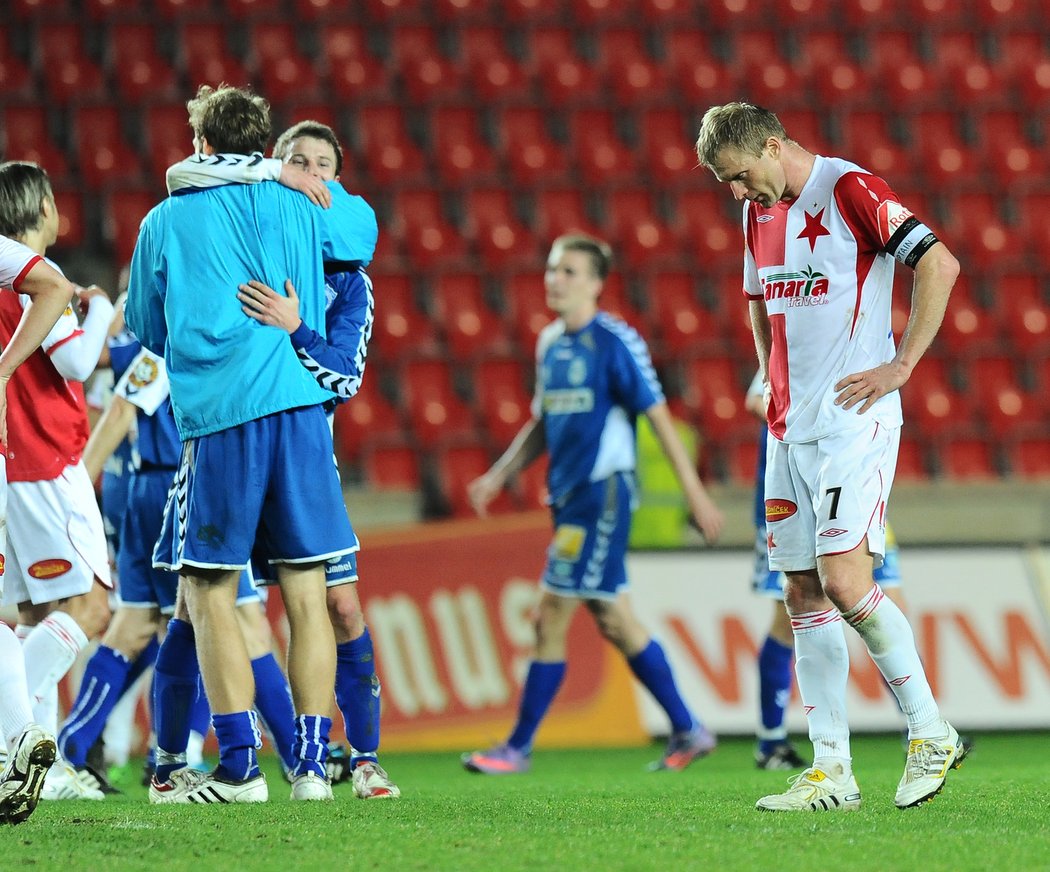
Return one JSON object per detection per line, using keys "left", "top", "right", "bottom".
{"left": 0, "top": 234, "right": 43, "bottom": 292}
{"left": 0, "top": 256, "right": 88, "bottom": 481}
{"left": 742, "top": 155, "right": 909, "bottom": 443}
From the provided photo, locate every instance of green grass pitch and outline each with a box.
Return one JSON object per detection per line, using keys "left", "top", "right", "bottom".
{"left": 7, "top": 732, "right": 1049, "bottom": 872}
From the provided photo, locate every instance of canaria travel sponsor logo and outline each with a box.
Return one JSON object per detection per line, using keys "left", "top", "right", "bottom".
{"left": 762, "top": 266, "right": 829, "bottom": 307}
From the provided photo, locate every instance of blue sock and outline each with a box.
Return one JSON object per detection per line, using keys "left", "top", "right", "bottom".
{"left": 757, "top": 635, "right": 794, "bottom": 755}
{"left": 189, "top": 675, "right": 211, "bottom": 738}
{"left": 212, "top": 711, "right": 262, "bottom": 782}
{"left": 335, "top": 631, "right": 381, "bottom": 765}
{"left": 507, "top": 661, "right": 566, "bottom": 752}
{"left": 628, "top": 639, "right": 696, "bottom": 735}
{"left": 121, "top": 635, "right": 159, "bottom": 695}
{"left": 153, "top": 618, "right": 200, "bottom": 782}
{"left": 292, "top": 715, "right": 332, "bottom": 778}
{"left": 57, "top": 645, "right": 132, "bottom": 767}
{"left": 251, "top": 653, "right": 297, "bottom": 773}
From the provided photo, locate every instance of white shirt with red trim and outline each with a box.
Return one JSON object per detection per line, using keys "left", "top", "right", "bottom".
{"left": 0, "top": 234, "right": 42, "bottom": 291}
{"left": 0, "top": 255, "right": 89, "bottom": 481}
{"left": 742, "top": 155, "right": 905, "bottom": 443}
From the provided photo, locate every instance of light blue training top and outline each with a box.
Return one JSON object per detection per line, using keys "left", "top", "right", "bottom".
{"left": 125, "top": 179, "right": 377, "bottom": 439}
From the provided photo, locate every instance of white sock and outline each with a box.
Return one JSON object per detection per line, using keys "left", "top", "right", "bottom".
{"left": 792, "top": 608, "right": 852, "bottom": 765}
{"left": 0, "top": 623, "right": 35, "bottom": 748}
{"left": 841, "top": 585, "right": 941, "bottom": 738}
{"left": 21, "top": 611, "right": 88, "bottom": 706}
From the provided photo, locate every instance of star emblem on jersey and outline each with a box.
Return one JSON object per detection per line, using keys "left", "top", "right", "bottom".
{"left": 797, "top": 208, "right": 831, "bottom": 252}
{"left": 767, "top": 530, "right": 776, "bottom": 551}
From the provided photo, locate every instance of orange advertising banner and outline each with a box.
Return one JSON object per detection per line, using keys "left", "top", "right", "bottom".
{"left": 268, "top": 512, "right": 648, "bottom": 752}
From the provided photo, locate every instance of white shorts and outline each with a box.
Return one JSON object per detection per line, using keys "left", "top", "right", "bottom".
{"left": 1, "top": 461, "right": 113, "bottom": 606}
{"left": 0, "top": 454, "right": 7, "bottom": 580}
{"left": 764, "top": 422, "right": 898, "bottom": 573}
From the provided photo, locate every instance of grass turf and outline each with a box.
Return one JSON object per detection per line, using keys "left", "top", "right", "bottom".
{"left": 6, "top": 732, "right": 1049, "bottom": 872}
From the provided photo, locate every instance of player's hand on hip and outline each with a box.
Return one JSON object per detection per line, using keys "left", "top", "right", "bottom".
{"left": 834, "top": 362, "right": 906, "bottom": 414}
{"left": 238, "top": 279, "right": 302, "bottom": 334}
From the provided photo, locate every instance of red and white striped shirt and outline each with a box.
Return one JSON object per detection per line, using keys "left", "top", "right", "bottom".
{"left": 742, "top": 155, "right": 907, "bottom": 443}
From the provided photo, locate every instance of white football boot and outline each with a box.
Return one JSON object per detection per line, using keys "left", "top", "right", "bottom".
{"left": 756, "top": 763, "right": 862, "bottom": 812}
{"left": 895, "top": 721, "right": 968, "bottom": 808}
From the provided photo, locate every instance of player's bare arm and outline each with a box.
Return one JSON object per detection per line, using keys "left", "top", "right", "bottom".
{"left": 468, "top": 417, "right": 546, "bottom": 518}
{"left": 645, "top": 402, "right": 724, "bottom": 543}
{"left": 835, "top": 241, "right": 959, "bottom": 414}
{"left": 277, "top": 162, "right": 331, "bottom": 209}
{"left": 238, "top": 279, "right": 302, "bottom": 333}
{"left": 82, "top": 394, "right": 137, "bottom": 481}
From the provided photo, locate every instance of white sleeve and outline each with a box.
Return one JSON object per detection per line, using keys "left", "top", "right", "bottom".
{"left": 47, "top": 294, "right": 115, "bottom": 382}
{"left": 166, "top": 152, "right": 283, "bottom": 194}
{"left": 0, "top": 235, "right": 40, "bottom": 287}
{"left": 114, "top": 347, "right": 169, "bottom": 416}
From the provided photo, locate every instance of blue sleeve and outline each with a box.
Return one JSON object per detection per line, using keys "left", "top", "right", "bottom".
{"left": 289, "top": 268, "right": 374, "bottom": 400}
{"left": 607, "top": 326, "right": 663, "bottom": 414}
{"left": 124, "top": 210, "right": 167, "bottom": 356}
{"left": 320, "top": 184, "right": 378, "bottom": 267}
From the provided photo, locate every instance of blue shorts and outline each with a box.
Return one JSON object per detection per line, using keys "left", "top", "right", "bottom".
{"left": 101, "top": 441, "right": 135, "bottom": 559}
{"left": 251, "top": 547, "right": 359, "bottom": 588}
{"left": 542, "top": 472, "right": 634, "bottom": 600}
{"left": 153, "top": 405, "right": 355, "bottom": 572}
{"left": 120, "top": 469, "right": 259, "bottom": 613}
{"left": 751, "top": 525, "right": 903, "bottom": 599}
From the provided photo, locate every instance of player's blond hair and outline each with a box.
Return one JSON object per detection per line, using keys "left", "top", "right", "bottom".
{"left": 186, "top": 84, "right": 271, "bottom": 155}
{"left": 695, "top": 102, "right": 789, "bottom": 168}
{"left": 0, "top": 161, "right": 54, "bottom": 239}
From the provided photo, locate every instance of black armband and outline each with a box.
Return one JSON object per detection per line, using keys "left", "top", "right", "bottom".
{"left": 885, "top": 216, "right": 939, "bottom": 268}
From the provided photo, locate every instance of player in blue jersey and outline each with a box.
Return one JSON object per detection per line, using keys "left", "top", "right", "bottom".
{"left": 125, "top": 85, "right": 377, "bottom": 804}
{"left": 461, "top": 234, "right": 725, "bottom": 775}
{"left": 165, "top": 119, "right": 399, "bottom": 799}
{"left": 56, "top": 344, "right": 299, "bottom": 794}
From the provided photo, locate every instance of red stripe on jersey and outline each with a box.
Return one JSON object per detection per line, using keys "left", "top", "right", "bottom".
{"left": 11, "top": 254, "right": 43, "bottom": 290}
{"left": 45, "top": 328, "right": 84, "bottom": 356}
{"left": 746, "top": 201, "right": 789, "bottom": 270}
{"left": 767, "top": 312, "right": 789, "bottom": 439}
{"left": 834, "top": 173, "right": 893, "bottom": 340}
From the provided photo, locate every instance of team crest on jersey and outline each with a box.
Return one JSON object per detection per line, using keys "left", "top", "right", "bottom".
{"left": 28, "top": 558, "right": 72, "bottom": 579}
{"left": 551, "top": 524, "right": 586, "bottom": 562}
{"left": 567, "top": 357, "right": 587, "bottom": 386}
{"left": 127, "top": 356, "right": 159, "bottom": 389}
{"left": 765, "top": 499, "right": 797, "bottom": 522}
{"left": 877, "top": 200, "right": 914, "bottom": 245}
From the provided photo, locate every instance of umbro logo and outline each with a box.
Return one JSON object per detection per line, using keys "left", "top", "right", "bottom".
{"left": 820, "top": 528, "right": 848, "bottom": 537}
{"left": 888, "top": 675, "right": 911, "bottom": 686}
{"left": 757, "top": 214, "right": 774, "bottom": 223}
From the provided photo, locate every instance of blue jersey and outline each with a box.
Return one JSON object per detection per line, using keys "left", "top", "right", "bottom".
{"left": 534, "top": 312, "right": 663, "bottom": 505}
{"left": 100, "top": 329, "right": 141, "bottom": 550}
{"left": 115, "top": 348, "right": 182, "bottom": 470}
{"left": 125, "top": 180, "right": 377, "bottom": 439}
{"left": 288, "top": 265, "right": 374, "bottom": 407}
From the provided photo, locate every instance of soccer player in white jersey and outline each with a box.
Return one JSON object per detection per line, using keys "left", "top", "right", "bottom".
{"left": 461, "top": 235, "right": 724, "bottom": 775}
{"left": 0, "top": 233, "right": 78, "bottom": 823}
{"left": 696, "top": 102, "right": 965, "bottom": 811}
{"left": 0, "top": 162, "right": 117, "bottom": 803}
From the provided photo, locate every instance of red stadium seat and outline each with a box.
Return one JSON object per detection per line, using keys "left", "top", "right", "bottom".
{"left": 523, "top": 27, "right": 602, "bottom": 107}
{"left": 568, "top": 0, "right": 639, "bottom": 25}
{"left": 51, "top": 190, "right": 85, "bottom": 250}
{"left": 356, "top": 106, "right": 428, "bottom": 187}
{"left": 456, "top": 26, "right": 529, "bottom": 101}
{"left": 430, "top": 106, "right": 499, "bottom": 186}
{"left": 664, "top": 29, "right": 738, "bottom": 106}
{"left": 431, "top": 273, "right": 511, "bottom": 360}
{"left": 531, "top": 189, "right": 598, "bottom": 240}
{"left": 834, "top": 111, "right": 907, "bottom": 180}
{"left": 938, "top": 192, "right": 1023, "bottom": 272}
{"left": 900, "top": 110, "right": 982, "bottom": 187}
{"left": 143, "top": 103, "right": 193, "bottom": 183}
{"left": 795, "top": 31, "right": 869, "bottom": 109}
{"left": 495, "top": 107, "right": 570, "bottom": 187}
{"left": 73, "top": 105, "right": 143, "bottom": 190}
{"left": 0, "top": 29, "right": 33, "bottom": 100}
{"left": 642, "top": 272, "right": 725, "bottom": 356}
{"left": 899, "top": 357, "right": 972, "bottom": 440}
{"left": 318, "top": 24, "right": 392, "bottom": 103}
{"left": 177, "top": 21, "right": 250, "bottom": 88}
{"left": 331, "top": 378, "right": 404, "bottom": 461}
{"left": 398, "top": 359, "right": 477, "bottom": 447}
{"left": 85, "top": 0, "right": 143, "bottom": 16}
{"left": 37, "top": 22, "right": 106, "bottom": 102}
{"left": 568, "top": 108, "right": 638, "bottom": 186}
{"left": 596, "top": 274, "right": 646, "bottom": 333}
{"left": 388, "top": 189, "right": 468, "bottom": 270}
{"left": 248, "top": 22, "right": 321, "bottom": 104}
{"left": 362, "top": 0, "right": 427, "bottom": 21}
{"left": 434, "top": 443, "right": 508, "bottom": 518}
{"left": 503, "top": 0, "right": 565, "bottom": 23}
{"left": 1005, "top": 438, "right": 1050, "bottom": 479}
{"left": 224, "top": 0, "right": 285, "bottom": 16}
{"left": 104, "top": 189, "right": 159, "bottom": 265}
{"left": 937, "top": 438, "right": 999, "bottom": 480}
{"left": 722, "top": 438, "right": 761, "bottom": 487}
{"left": 637, "top": 108, "right": 696, "bottom": 185}
{"left": 592, "top": 28, "right": 667, "bottom": 106}
{"left": 840, "top": 0, "right": 903, "bottom": 29}
{"left": 932, "top": 280, "right": 999, "bottom": 357}
{"left": 724, "top": 33, "right": 805, "bottom": 109}
{"left": 671, "top": 189, "right": 740, "bottom": 272}
{"left": 680, "top": 356, "right": 754, "bottom": 442}
{"left": 362, "top": 443, "right": 421, "bottom": 491}
{"left": 462, "top": 188, "right": 542, "bottom": 271}
{"left": 153, "top": 0, "right": 216, "bottom": 17}
{"left": 600, "top": 188, "right": 680, "bottom": 270}
{"left": 895, "top": 437, "right": 930, "bottom": 481}
{"left": 502, "top": 272, "right": 553, "bottom": 352}
{"left": 1, "top": 106, "right": 68, "bottom": 181}
{"left": 971, "top": 110, "right": 1043, "bottom": 188}
{"left": 637, "top": 0, "right": 696, "bottom": 24}
{"left": 367, "top": 274, "right": 438, "bottom": 360}
{"left": 472, "top": 357, "right": 533, "bottom": 446}
{"left": 958, "top": 354, "right": 1041, "bottom": 438}
{"left": 293, "top": 0, "right": 353, "bottom": 17}
{"left": 107, "top": 22, "right": 178, "bottom": 103}
{"left": 999, "top": 294, "right": 1050, "bottom": 357}
{"left": 388, "top": 25, "right": 464, "bottom": 103}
